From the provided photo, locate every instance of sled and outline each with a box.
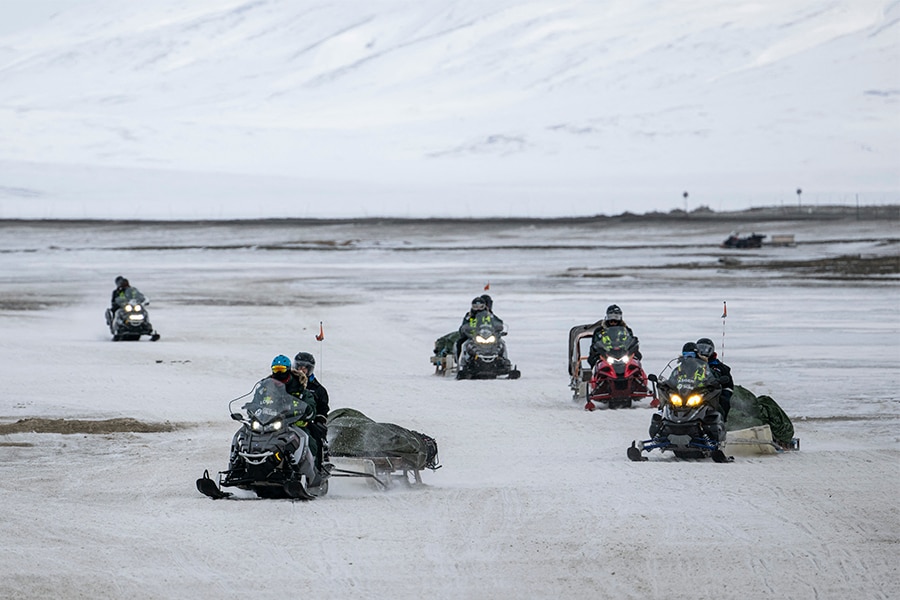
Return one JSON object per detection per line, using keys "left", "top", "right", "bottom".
{"left": 430, "top": 352, "right": 457, "bottom": 377}
{"left": 724, "top": 425, "right": 800, "bottom": 455}
{"left": 567, "top": 321, "right": 603, "bottom": 399}
{"left": 326, "top": 408, "right": 441, "bottom": 490}
{"left": 431, "top": 331, "right": 460, "bottom": 376}
{"left": 328, "top": 455, "right": 430, "bottom": 490}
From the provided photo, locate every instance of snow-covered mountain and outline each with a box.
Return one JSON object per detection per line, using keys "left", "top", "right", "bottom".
{"left": 0, "top": 0, "right": 897, "bottom": 218}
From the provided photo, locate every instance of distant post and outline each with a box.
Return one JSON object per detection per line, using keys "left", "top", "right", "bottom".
{"left": 796, "top": 188, "right": 802, "bottom": 210}
{"left": 683, "top": 191, "right": 689, "bottom": 213}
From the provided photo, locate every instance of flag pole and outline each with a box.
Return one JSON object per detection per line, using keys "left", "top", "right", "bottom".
{"left": 721, "top": 301, "right": 727, "bottom": 359}
{"left": 315, "top": 321, "right": 324, "bottom": 377}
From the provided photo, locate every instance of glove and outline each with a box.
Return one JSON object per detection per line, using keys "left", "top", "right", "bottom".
{"left": 307, "top": 421, "right": 327, "bottom": 439}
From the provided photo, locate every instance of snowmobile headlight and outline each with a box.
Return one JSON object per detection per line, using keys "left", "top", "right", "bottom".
{"left": 686, "top": 394, "right": 703, "bottom": 407}
{"left": 251, "top": 420, "right": 262, "bottom": 431}
{"left": 475, "top": 334, "right": 496, "bottom": 344}
{"left": 124, "top": 304, "right": 133, "bottom": 312}
{"left": 670, "top": 394, "right": 684, "bottom": 407}
{"left": 610, "top": 354, "right": 630, "bottom": 364}
{"left": 271, "top": 420, "right": 283, "bottom": 431}
{"left": 134, "top": 305, "right": 142, "bottom": 312}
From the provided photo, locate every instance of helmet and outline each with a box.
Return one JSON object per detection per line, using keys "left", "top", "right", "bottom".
{"left": 271, "top": 354, "right": 292, "bottom": 374}
{"left": 471, "top": 297, "right": 487, "bottom": 311}
{"left": 681, "top": 342, "right": 699, "bottom": 358}
{"left": 115, "top": 276, "right": 128, "bottom": 287}
{"left": 293, "top": 351, "right": 315, "bottom": 373}
{"left": 696, "top": 338, "right": 715, "bottom": 359}
{"left": 606, "top": 304, "right": 623, "bottom": 320}
{"left": 480, "top": 294, "right": 493, "bottom": 310}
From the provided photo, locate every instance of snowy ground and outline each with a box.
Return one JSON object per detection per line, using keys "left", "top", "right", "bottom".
{"left": 0, "top": 216, "right": 898, "bottom": 599}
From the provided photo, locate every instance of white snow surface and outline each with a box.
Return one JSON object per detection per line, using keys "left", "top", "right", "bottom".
{"left": 0, "top": 0, "right": 898, "bottom": 219}
{"left": 0, "top": 217, "right": 898, "bottom": 599}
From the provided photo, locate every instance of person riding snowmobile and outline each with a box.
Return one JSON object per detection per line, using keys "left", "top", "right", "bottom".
{"left": 588, "top": 304, "right": 641, "bottom": 367}
{"left": 666, "top": 342, "right": 725, "bottom": 417}
{"left": 293, "top": 351, "right": 330, "bottom": 472}
{"left": 110, "top": 275, "right": 150, "bottom": 311}
{"left": 696, "top": 337, "right": 732, "bottom": 420}
{"left": 264, "top": 355, "right": 324, "bottom": 485}
{"left": 455, "top": 296, "right": 505, "bottom": 359}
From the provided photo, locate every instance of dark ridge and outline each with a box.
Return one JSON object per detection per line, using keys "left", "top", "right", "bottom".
{"left": 0, "top": 204, "right": 897, "bottom": 226}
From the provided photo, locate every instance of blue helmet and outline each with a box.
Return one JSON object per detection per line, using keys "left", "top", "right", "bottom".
{"left": 271, "top": 354, "right": 292, "bottom": 373}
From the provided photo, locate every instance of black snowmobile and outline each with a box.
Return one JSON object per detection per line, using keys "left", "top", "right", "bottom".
{"left": 457, "top": 311, "right": 520, "bottom": 380}
{"left": 628, "top": 356, "right": 732, "bottom": 463}
{"left": 722, "top": 231, "right": 766, "bottom": 249}
{"left": 197, "top": 378, "right": 326, "bottom": 500}
{"left": 105, "top": 287, "right": 159, "bottom": 341}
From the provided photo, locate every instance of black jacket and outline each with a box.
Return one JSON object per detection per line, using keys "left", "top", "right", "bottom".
{"left": 306, "top": 375, "right": 330, "bottom": 418}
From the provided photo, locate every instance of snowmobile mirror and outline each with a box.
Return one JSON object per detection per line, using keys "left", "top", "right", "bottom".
{"left": 648, "top": 374, "right": 658, "bottom": 383}
{"left": 230, "top": 412, "right": 243, "bottom": 421}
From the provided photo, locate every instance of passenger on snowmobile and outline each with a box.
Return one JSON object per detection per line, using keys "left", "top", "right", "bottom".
{"left": 293, "top": 351, "right": 330, "bottom": 472}
{"left": 265, "top": 354, "right": 329, "bottom": 487}
{"left": 588, "top": 304, "right": 641, "bottom": 367}
{"left": 696, "top": 337, "right": 732, "bottom": 420}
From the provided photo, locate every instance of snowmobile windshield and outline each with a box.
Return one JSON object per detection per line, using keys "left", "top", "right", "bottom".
{"left": 241, "top": 379, "right": 297, "bottom": 425}
{"left": 116, "top": 286, "right": 147, "bottom": 307}
{"left": 596, "top": 326, "right": 634, "bottom": 356}
{"left": 666, "top": 356, "right": 714, "bottom": 395}
{"left": 464, "top": 310, "right": 499, "bottom": 335}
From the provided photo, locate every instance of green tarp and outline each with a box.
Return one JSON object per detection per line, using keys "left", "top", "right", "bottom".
{"left": 433, "top": 331, "right": 460, "bottom": 357}
{"left": 326, "top": 408, "right": 439, "bottom": 470}
{"left": 726, "top": 385, "right": 795, "bottom": 444}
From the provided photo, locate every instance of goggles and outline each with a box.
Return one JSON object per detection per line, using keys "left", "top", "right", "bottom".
{"left": 271, "top": 365, "right": 289, "bottom": 374}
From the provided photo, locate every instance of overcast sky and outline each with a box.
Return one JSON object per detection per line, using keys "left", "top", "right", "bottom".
{"left": 0, "top": 0, "right": 897, "bottom": 219}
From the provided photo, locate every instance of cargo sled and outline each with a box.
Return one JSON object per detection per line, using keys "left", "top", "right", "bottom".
{"left": 326, "top": 408, "right": 441, "bottom": 489}
{"left": 430, "top": 331, "right": 460, "bottom": 376}
{"left": 568, "top": 320, "right": 604, "bottom": 399}
{"left": 724, "top": 386, "right": 799, "bottom": 454}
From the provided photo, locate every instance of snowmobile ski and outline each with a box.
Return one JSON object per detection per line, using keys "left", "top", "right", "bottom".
{"left": 627, "top": 441, "right": 648, "bottom": 462}
{"left": 283, "top": 477, "right": 316, "bottom": 501}
{"left": 196, "top": 470, "right": 232, "bottom": 499}
{"left": 711, "top": 449, "right": 734, "bottom": 463}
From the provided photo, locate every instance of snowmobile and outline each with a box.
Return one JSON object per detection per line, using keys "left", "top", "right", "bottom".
{"left": 197, "top": 378, "right": 326, "bottom": 500}
{"left": 456, "top": 311, "right": 520, "bottom": 380}
{"left": 628, "top": 356, "right": 732, "bottom": 462}
{"left": 585, "top": 325, "right": 652, "bottom": 410}
{"left": 105, "top": 287, "right": 159, "bottom": 341}
{"left": 722, "top": 231, "right": 766, "bottom": 249}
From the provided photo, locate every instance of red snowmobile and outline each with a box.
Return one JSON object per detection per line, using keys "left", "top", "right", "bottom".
{"left": 585, "top": 325, "right": 652, "bottom": 410}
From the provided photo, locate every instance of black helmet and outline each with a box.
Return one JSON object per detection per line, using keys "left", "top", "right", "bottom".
{"left": 696, "top": 338, "right": 715, "bottom": 359}
{"left": 293, "top": 351, "right": 315, "bottom": 373}
{"left": 115, "top": 275, "right": 128, "bottom": 287}
{"left": 471, "top": 297, "right": 487, "bottom": 311}
{"left": 682, "top": 342, "right": 699, "bottom": 357}
{"left": 606, "top": 304, "right": 622, "bottom": 320}
{"left": 480, "top": 294, "right": 493, "bottom": 310}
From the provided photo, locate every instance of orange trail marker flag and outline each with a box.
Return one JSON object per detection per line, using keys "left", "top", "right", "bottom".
{"left": 315, "top": 321, "right": 324, "bottom": 341}
{"left": 484, "top": 283, "right": 490, "bottom": 291}
{"left": 721, "top": 302, "right": 727, "bottom": 318}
